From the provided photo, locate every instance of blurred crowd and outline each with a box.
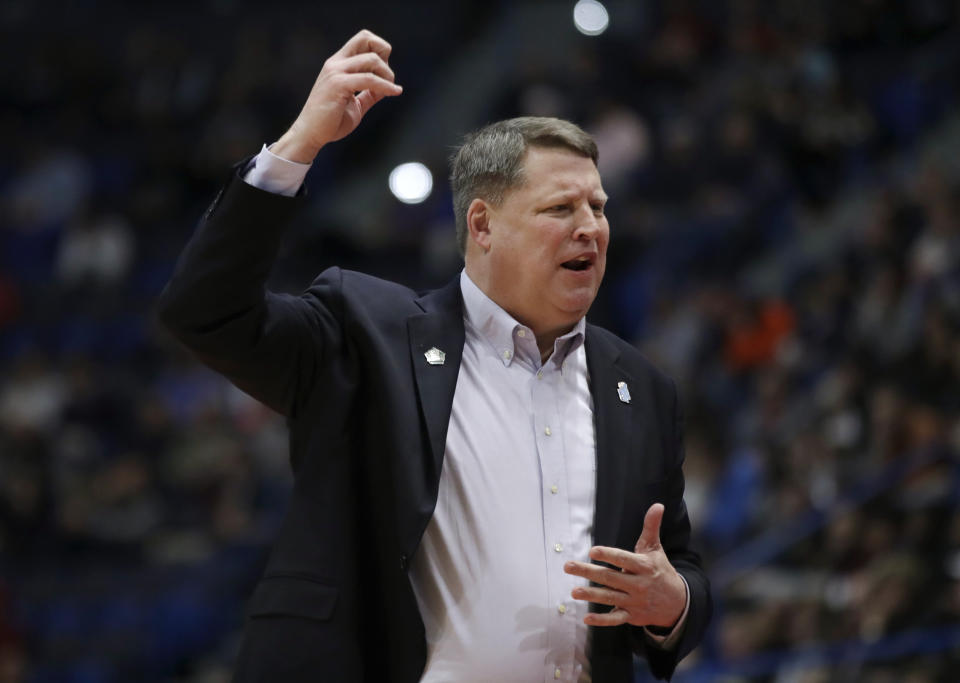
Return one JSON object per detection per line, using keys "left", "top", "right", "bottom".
{"left": 2, "top": 1, "right": 959, "bottom": 681}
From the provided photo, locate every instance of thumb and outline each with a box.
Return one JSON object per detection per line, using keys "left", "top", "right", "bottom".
{"left": 635, "top": 503, "right": 664, "bottom": 552}
{"left": 356, "top": 89, "right": 387, "bottom": 117}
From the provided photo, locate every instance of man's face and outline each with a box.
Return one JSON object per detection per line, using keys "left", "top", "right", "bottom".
{"left": 478, "top": 146, "right": 609, "bottom": 339}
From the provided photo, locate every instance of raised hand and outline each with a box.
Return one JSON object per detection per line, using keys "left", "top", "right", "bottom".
{"left": 272, "top": 29, "right": 402, "bottom": 163}
{"left": 564, "top": 503, "right": 687, "bottom": 629}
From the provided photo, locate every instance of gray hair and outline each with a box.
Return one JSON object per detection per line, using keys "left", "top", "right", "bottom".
{"left": 449, "top": 117, "right": 599, "bottom": 257}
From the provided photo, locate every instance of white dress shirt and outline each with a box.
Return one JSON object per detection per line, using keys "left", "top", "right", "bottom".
{"left": 411, "top": 272, "right": 596, "bottom": 682}
{"left": 242, "top": 144, "right": 688, "bottom": 683}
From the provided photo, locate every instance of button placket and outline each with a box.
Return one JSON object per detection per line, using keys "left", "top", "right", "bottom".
{"left": 532, "top": 361, "right": 576, "bottom": 681}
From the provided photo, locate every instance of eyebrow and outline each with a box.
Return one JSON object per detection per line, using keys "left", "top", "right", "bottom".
{"left": 544, "top": 191, "right": 609, "bottom": 204}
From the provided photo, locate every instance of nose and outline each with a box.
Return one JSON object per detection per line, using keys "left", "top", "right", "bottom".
{"left": 572, "top": 204, "right": 602, "bottom": 241}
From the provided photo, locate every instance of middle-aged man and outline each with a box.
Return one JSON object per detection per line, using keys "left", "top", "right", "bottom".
{"left": 159, "top": 30, "right": 711, "bottom": 682}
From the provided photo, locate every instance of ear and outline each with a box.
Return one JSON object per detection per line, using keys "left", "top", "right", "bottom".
{"left": 466, "top": 198, "right": 493, "bottom": 254}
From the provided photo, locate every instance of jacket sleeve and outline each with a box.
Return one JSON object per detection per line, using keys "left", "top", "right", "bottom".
{"left": 635, "top": 380, "right": 713, "bottom": 680}
{"left": 157, "top": 164, "right": 342, "bottom": 418}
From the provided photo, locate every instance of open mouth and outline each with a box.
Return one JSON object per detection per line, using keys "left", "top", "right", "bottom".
{"left": 561, "top": 257, "right": 592, "bottom": 271}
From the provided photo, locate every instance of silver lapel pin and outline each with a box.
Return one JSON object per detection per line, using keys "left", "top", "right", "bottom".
{"left": 424, "top": 347, "right": 446, "bottom": 366}
{"left": 617, "top": 381, "right": 631, "bottom": 404}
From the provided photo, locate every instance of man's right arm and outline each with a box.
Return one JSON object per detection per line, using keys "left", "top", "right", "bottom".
{"left": 157, "top": 29, "right": 402, "bottom": 417}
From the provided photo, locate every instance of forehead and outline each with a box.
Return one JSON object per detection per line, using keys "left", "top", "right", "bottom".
{"left": 515, "top": 146, "right": 605, "bottom": 199}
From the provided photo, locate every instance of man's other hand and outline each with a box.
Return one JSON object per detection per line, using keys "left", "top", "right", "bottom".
{"left": 564, "top": 503, "right": 687, "bottom": 629}
{"left": 273, "top": 29, "right": 402, "bottom": 164}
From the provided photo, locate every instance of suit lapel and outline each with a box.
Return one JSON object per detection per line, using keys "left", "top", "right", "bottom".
{"left": 407, "top": 278, "right": 465, "bottom": 512}
{"left": 585, "top": 325, "right": 640, "bottom": 549}
{"left": 403, "top": 294, "right": 641, "bottom": 555}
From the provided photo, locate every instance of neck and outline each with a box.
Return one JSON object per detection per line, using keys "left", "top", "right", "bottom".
{"left": 536, "top": 329, "right": 566, "bottom": 362}
{"left": 464, "top": 262, "right": 578, "bottom": 363}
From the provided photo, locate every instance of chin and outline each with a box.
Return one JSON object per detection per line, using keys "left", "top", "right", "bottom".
{"left": 561, "top": 290, "right": 598, "bottom": 313}
{"left": 554, "top": 299, "right": 594, "bottom": 323}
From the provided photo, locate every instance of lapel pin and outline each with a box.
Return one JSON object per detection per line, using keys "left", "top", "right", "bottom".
{"left": 617, "top": 381, "right": 631, "bottom": 404}
{"left": 424, "top": 347, "right": 446, "bottom": 366}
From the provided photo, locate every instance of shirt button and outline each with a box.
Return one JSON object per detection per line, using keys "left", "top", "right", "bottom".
{"left": 544, "top": 426, "right": 552, "bottom": 436}
{"left": 517, "top": 329, "right": 526, "bottom": 338}
{"left": 554, "top": 542, "right": 563, "bottom": 552}
{"left": 550, "top": 485, "right": 558, "bottom": 494}
{"left": 537, "top": 370, "right": 543, "bottom": 380}
{"left": 557, "top": 604, "right": 567, "bottom": 615}
{"left": 554, "top": 668, "right": 561, "bottom": 679}
{"left": 502, "top": 349, "right": 512, "bottom": 360}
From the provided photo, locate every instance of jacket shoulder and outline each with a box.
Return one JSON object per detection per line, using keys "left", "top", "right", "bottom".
{"left": 310, "top": 267, "right": 441, "bottom": 300}
{"left": 305, "top": 267, "right": 461, "bottom": 326}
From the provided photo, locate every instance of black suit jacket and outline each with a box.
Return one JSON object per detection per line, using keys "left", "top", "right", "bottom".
{"left": 158, "top": 170, "right": 711, "bottom": 682}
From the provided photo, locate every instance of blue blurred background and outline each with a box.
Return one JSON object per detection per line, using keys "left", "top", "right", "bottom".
{"left": 2, "top": 0, "right": 960, "bottom": 680}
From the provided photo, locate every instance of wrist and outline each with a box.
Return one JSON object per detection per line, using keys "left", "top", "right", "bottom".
{"left": 651, "top": 572, "right": 686, "bottom": 632}
{"left": 272, "top": 125, "right": 321, "bottom": 164}
{"left": 645, "top": 623, "right": 674, "bottom": 636}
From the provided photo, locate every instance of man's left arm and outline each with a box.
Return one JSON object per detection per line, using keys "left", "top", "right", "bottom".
{"left": 563, "top": 502, "right": 700, "bottom": 642}
{"left": 564, "top": 384, "right": 712, "bottom": 678}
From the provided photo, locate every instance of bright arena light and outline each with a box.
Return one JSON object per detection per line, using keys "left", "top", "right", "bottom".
{"left": 573, "top": 0, "right": 609, "bottom": 36}
{"left": 388, "top": 162, "right": 433, "bottom": 204}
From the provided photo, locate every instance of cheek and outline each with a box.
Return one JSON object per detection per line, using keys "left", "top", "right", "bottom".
{"left": 600, "top": 225, "right": 611, "bottom": 250}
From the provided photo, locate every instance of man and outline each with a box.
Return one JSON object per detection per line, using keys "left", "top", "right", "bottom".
{"left": 159, "top": 30, "right": 710, "bottom": 682}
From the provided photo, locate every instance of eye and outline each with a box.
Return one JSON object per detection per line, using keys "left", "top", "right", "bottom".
{"left": 591, "top": 203, "right": 605, "bottom": 215}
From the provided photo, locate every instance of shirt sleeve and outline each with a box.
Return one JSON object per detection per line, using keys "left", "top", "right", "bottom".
{"left": 242, "top": 143, "right": 312, "bottom": 197}
{"left": 643, "top": 574, "right": 690, "bottom": 651}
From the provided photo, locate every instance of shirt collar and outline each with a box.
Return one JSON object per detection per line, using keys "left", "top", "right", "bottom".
{"left": 459, "top": 270, "right": 585, "bottom": 369}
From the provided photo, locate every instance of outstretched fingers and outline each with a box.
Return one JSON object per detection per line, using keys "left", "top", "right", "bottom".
{"left": 564, "top": 559, "right": 634, "bottom": 591}
{"left": 571, "top": 584, "right": 627, "bottom": 608}
{"left": 583, "top": 607, "right": 630, "bottom": 627}
{"left": 587, "top": 545, "right": 652, "bottom": 574}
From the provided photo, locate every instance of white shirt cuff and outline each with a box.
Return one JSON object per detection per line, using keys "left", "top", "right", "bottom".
{"left": 643, "top": 574, "right": 690, "bottom": 650}
{"left": 242, "top": 143, "right": 311, "bottom": 197}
